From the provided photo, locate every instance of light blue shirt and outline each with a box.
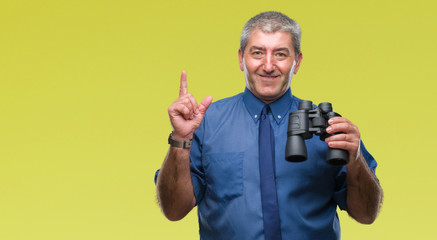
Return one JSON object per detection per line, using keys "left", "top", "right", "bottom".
{"left": 157, "top": 88, "right": 377, "bottom": 240}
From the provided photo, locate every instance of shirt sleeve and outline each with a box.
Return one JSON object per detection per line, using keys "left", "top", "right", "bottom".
{"left": 190, "top": 117, "right": 207, "bottom": 205}
{"left": 333, "top": 140, "right": 378, "bottom": 210}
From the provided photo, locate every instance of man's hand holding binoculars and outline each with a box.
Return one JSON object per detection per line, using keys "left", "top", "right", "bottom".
{"left": 325, "top": 117, "right": 362, "bottom": 165}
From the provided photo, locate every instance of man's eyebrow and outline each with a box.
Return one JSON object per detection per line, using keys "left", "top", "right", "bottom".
{"left": 275, "top": 48, "right": 291, "bottom": 54}
{"left": 248, "top": 46, "right": 264, "bottom": 51}
{"left": 248, "top": 46, "right": 291, "bottom": 54}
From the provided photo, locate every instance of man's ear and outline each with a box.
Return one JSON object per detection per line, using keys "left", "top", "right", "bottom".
{"left": 238, "top": 49, "right": 244, "bottom": 71}
{"left": 294, "top": 52, "right": 303, "bottom": 74}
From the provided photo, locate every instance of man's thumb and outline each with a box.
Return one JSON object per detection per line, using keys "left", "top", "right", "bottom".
{"left": 198, "top": 96, "right": 213, "bottom": 114}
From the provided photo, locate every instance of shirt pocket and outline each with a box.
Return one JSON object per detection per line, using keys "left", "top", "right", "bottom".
{"left": 203, "top": 152, "right": 244, "bottom": 202}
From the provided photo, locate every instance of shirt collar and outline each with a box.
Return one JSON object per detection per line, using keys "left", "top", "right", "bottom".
{"left": 242, "top": 87, "right": 293, "bottom": 124}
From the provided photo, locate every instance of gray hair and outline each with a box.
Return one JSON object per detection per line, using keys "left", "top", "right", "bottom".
{"left": 240, "top": 11, "right": 301, "bottom": 58}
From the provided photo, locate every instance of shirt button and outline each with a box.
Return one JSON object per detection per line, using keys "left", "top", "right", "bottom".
{"left": 254, "top": 115, "right": 258, "bottom": 119}
{"left": 278, "top": 115, "right": 281, "bottom": 119}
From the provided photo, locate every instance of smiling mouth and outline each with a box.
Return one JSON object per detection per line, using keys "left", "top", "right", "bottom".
{"left": 258, "top": 74, "right": 279, "bottom": 79}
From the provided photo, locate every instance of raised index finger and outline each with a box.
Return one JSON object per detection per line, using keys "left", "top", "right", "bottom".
{"left": 179, "top": 70, "right": 188, "bottom": 97}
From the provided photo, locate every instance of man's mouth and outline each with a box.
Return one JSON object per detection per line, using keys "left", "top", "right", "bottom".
{"left": 258, "top": 74, "right": 279, "bottom": 80}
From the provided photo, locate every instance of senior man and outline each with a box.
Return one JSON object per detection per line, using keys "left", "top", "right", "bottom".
{"left": 155, "top": 11, "right": 383, "bottom": 240}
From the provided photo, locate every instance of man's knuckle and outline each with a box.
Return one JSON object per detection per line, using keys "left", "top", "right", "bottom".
{"left": 355, "top": 126, "right": 360, "bottom": 133}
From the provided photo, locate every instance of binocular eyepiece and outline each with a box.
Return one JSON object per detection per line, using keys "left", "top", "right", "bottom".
{"left": 285, "top": 100, "right": 349, "bottom": 166}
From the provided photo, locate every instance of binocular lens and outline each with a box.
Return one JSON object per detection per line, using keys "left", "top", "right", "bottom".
{"left": 285, "top": 135, "right": 307, "bottom": 162}
{"left": 326, "top": 148, "right": 349, "bottom": 165}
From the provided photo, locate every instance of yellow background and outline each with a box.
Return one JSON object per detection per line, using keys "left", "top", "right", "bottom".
{"left": 1, "top": 0, "right": 436, "bottom": 239}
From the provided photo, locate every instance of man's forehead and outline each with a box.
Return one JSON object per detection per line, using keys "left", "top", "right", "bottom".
{"left": 246, "top": 30, "right": 294, "bottom": 51}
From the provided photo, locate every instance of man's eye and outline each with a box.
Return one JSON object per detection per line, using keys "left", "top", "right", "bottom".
{"left": 250, "top": 51, "right": 264, "bottom": 58}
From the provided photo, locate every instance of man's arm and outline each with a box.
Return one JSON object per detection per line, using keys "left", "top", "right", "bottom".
{"left": 325, "top": 117, "right": 383, "bottom": 224}
{"left": 344, "top": 151, "right": 383, "bottom": 224}
{"left": 156, "top": 145, "right": 196, "bottom": 221}
{"left": 156, "top": 71, "right": 212, "bottom": 221}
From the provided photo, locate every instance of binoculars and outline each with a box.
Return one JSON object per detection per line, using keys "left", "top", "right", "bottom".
{"left": 285, "top": 100, "right": 349, "bottom": 165}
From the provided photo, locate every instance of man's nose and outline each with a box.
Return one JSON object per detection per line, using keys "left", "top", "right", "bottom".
{"left": 262, "top": 55, "right": 276, "bottom": 73}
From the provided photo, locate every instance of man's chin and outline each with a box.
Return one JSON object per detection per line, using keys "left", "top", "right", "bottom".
{"left": 255, "top": 91, "right": 281, "bottom": 103}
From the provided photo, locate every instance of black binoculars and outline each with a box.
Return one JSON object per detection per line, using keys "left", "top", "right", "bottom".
{"left": 285, "top": 100, "right": 349, "bottom": 165}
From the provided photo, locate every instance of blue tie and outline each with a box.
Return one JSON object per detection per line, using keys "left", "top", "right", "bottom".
{"left": 259, "top": 105, "right": 282, "bottom": 240}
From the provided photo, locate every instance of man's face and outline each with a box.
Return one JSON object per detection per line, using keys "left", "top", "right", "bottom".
{"left": 238, "top": 29, "right": 302, "bottom": 104}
